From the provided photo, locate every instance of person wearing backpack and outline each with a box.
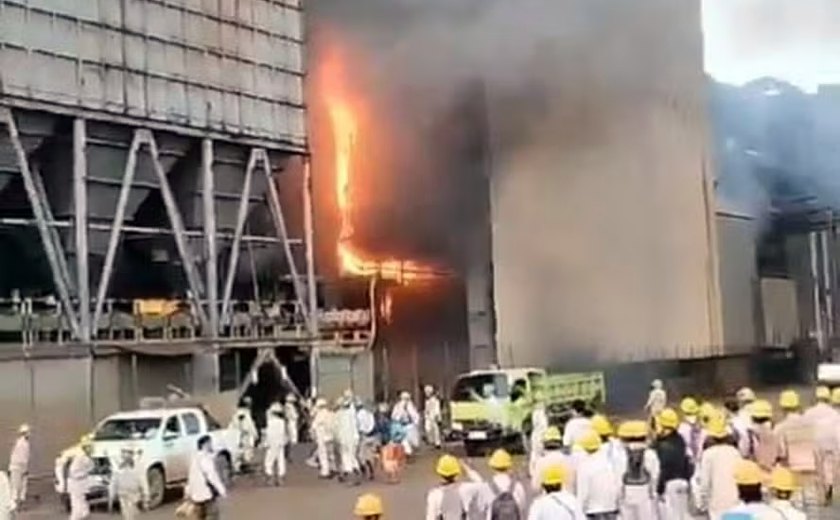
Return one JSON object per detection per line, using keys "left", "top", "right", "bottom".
{"left": 653, "top": 409, "right": 692, "bottom": 520}
{"left": 425, "top": 454, "right": 483, "bottom": 520}
{"left": 464, "top": 449, "right": 526, "bottom": 520}
{"left": 527, "top": 464, "right": 586, "bottom": 520}
{"left": 575, "top": 430, "right": 620, "bottom": 519}
{"left": 615, "top": 420, "right": 660, "bottom": 520}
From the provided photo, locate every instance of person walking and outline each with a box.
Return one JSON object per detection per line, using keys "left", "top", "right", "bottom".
{"left": 311, "top": 398, "right": 334, "bottom": 479}
{"left": 229, "top": 398, "right": 257, "bottom": 471}
{"left": 0, "top": 470, "right": 12, "bottom": 520}
{"left": 336, "top": 391, "right": 361, "bottom": 484}
{"left": 576, "top": 430, "right": 620, "bottom": 519}
{"left": 425, "top": 455, "right": 482, "bottom": 520}
{"left": 67, "top": 435, "right": 95, "bottom": 520}
{"left": 263, "top": 404, "right": 288, "bottom": 486}
{"left": 424, "top": 385, "right": 443, "bottom": 449}
{"left": 645, "top": 380, "right": 667, "bottom": 430}
{"left": 774, "top": 389, "right": 820, "bottom": 512}
{"left": 527, "top": 464, "right": 586, "bottom": 520}
{"left": 591, "top": 415, "right": 625, "bottom": 480}
{"left": 803, "top": 385, "right": 839, "bottom": 503}
{"left": 109, "top": 448, "right": 147, "bottom": 520}
{"left": 185, "top": 435, "right": 227, "bottom": 520}
{"left": 745, "top": 399, "right": 779, "bottom": 474}
{"left": 723, "top": 459, "right": 784, "bottom": 519}
{"left": 697, "top": 418, "right": 741, "bottom": 519}
{"left": 678, "top": 398, "right": 705, "bottom": 466}
{"left": 767, "top": 467, "right": 806, "bottom": 520}
{"left": 530, "top": 397, "right": 550, "bottom": 472}
{"left": 616, "top": 421, "right": 660, "bottom": 520}
{"left": 653, "top": 409, "right": 692, "bottom": 520}
{"left": 392, "top": 391, "right": 420, "bottom": 457}
{"left": 356, "top": 402, "right": 378, "bottom": 481}
{"left": 8, "top": 423, "right": 29, "bottom": 510}
{"left": 464, "top": 449, "right": 526, "bottom": 519}
{"left": 562, "top": 400, "right": 592, "bottom": 449}
{"left": 354, "top": 493, "right": 384, "bottom": 520}
{"left": 284, "top": 394, "right": 300, "bottom": 446}
{"left": 531, "top": 426, "right": 573, "bottom": 493}
{"left": 732, "top": 388, "right": 756, "bottom": 457}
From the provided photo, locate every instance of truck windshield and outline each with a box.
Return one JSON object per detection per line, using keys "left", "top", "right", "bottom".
{"left": 95, "top": 418, "right": 162, "bottom": 441}
{"left": 451, "top": 374, "right": 509, "bottom": 402}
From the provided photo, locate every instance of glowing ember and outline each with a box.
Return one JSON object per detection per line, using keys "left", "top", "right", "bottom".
{"left": 324, "top": 51, "right": 437, "bottom": 284}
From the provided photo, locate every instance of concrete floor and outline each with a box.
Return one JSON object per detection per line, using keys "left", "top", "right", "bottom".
{"left": 16, "top": 444, "right": 840, "bottom": 519}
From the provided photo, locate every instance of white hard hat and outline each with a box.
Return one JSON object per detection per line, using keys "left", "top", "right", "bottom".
{"left": 343, "top": 388, "right": 354, "bottom": 399}
{"left": 400, "top": 391, "right": 411, "bottom": 401}
{"left": 269, "top": 402, "right": 283, "bottom": 412}
{"left": 18, "top": 424, "right": 30, "bottom": 434}
{"left": 286, "top": 394, "right": 297, "bottom": 402}
{"left": 315, "top": 398, "right": 327, "bottom": 408}
{"left": 652, "top": 379, "right": 663, "bottom": 389}
{"left": 424, "top": 385, "right": 434, "bottom": 394}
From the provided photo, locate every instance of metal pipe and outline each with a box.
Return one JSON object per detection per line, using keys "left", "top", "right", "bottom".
{"left": 221, "top": 149, "right": 257, "bottom": 326}
{"left": 93, "top": 130, "right": 142, "bottom": 329}
{"left": 146, "top": 131, "right": 210, "bottom": 331}
{"left": 73, "top": 118, "right": 91, "bottom": 341}
{"left": 202, "top": 138, "right": 219, "bottom": 336}
{"left": 823, "top": 229, "right": 834, "bottom": 340}
{"left": 0, "top": 108, "right": 80, "bottom": 337}
{"left": 811, "top": 231, "right": 825, "bottom": 353}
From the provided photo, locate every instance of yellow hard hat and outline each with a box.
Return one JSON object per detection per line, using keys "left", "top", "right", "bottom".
{"left": 770, "top": 467, "right": 796, "bottom": 492}
{"left": 705, "top": 418, "right": 728, "bottom": 439}
{"left": 354, "top": 493, "right": 384, "bottom": 516}
{"left": 578, "top": 430, "right": 602, "bottom": 453}
{"left": 590, "top": 414, "right": 613, "bottom": 436}
{"left": 750, "top": 399, "right": 773, "bottom": 419}
{"left": 779, "top": 390, "right": 800, "bottom": 410}
{"left": 658, "top": 408, "right": 679, "bottom": 430}
{"left": 541, "top": 464, "right": 567, "bottom": 486}
{"left": 543, "top": 426, "right": 562, "bottom": 443}
{"left": 733, "top": 459, "right": 762, "bottom": 486}
{"left": 699, "top": 402, "right": 717, "bottom": 422}
{"left": 816, "top": 386, "right": 831, "bottom": 402}
{"left": 488, "top": 449, "right": 513, "bottom": 471}
{"left": 832, "top": 387, "right": 840, "bottom": 406}
{"left": 617, "top": 420, "right": 647, "bottom": 439}
{"left": 680, "top": 397, "right": 699, "bottom": 416}
{"left": 436, "top": 454, "right": 461, "bottom": 478}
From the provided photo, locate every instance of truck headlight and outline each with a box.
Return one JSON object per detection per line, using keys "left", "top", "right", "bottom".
{"left": 451, "top": 422, "right": 463, "bottom": 431}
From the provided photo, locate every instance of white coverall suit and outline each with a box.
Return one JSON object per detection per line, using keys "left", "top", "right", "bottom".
{"left": 264, "top": 414, "right": 288, "bottom": 481}
{"left": 230, "top": 408, "right": 258, "bottom": 466}
{"left": 424, "top": 393, "right": 442, "bottom": 448}
{"left": 698, "top": 443, "right": 741, "bottom": 519}
{"left": 311, "top": 406, "right": 335, "bottom": 477}
{"left": 803, "top": 401, "right": 839, "bottom": 494}
{"left": 67, "top": 451, "right": 94, "bottom": 520}
{"left": 392, "top": 399, "right": 420, "bottom": 456}
{"left": 8, "top": 435, "right": 29, "bottom": 507}
{"left": 336, "top": 404, "right": 361, "bottom": 475}
{"left": 529, "top": 405, "right": 549, "bottom": 471}
{"left": 109, "top": 464, "right": 147, "bottom": 520}
{"left": 616, "top": 443, "right": 660, "bottom": 520}
{"left": 0, "top": 471, "right": 13, "bottom": 520}
{"left": 284, "top": 401, "right": 300, "bottom": 445}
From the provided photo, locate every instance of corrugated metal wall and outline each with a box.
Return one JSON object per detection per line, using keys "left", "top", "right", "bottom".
{"left": 491, "top": 0, "right": 721, "bottom": 366}
{"left": 0, "top": 0, "right": 305, "bottom": 148}
{"left": 717, "top": 213, "right": 758, "bottom": 352}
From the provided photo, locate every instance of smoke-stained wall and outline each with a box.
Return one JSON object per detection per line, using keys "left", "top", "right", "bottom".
{"left": 491, "top": 0, "right": 723, "bottom": 366}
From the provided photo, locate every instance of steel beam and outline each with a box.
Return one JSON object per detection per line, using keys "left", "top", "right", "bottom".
{"left": 261, "top": 149, "right": 309, "bottom": 325}
{"left": 0, "top": 108, "right": 80, "bottom": 337}
{"left": 93, "top": 130, "right": 142, "bottom": 330}
{"left": 202, "top": 139, "right": 219, "bottom": 336}
{"left": 220, "top": 149, "right": 257, "bottom": 326}
{"left": 73, "top": 118, "right": 91, "bottom": 341}
{"left": 32, "top": 166, "right": 76, "bottom": 297}
{"left": 145, "top": 131, "right": 210, "bottom": 332}
{"left": 303, "top": 157, "right": 320, "bottom": 392}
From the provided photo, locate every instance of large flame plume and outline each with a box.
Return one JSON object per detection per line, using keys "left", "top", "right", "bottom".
{"left": 322, "top": 47, "right": 438, "bottom": 285}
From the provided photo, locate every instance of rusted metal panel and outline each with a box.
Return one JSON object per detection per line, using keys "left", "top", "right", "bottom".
{"left": 0, "top": 0, "right": 306, "bottom": 150}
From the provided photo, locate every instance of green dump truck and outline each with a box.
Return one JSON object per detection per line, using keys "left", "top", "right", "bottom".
{"left": 449, "top": 367, "right": 605, "bottom": 456}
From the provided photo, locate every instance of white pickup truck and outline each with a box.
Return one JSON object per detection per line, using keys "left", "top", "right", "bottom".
{"left": 55, "top": 404, "right": 238, "bottom": 510}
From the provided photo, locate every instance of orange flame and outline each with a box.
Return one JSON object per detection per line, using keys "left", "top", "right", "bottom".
{"left": 324, "top": 51, "right": 438, "bottom": 285}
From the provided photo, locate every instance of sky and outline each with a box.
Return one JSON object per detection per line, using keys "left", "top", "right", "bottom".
{"left": 702, "top": 0, "right": 840, "bottom": 92}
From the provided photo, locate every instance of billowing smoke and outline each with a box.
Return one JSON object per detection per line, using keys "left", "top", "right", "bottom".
{"left": 309, "top": 0, "right": 721, "bottom": 364}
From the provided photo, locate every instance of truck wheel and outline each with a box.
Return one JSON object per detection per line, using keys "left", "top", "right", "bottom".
{"left": 146, "top": 467, "right": 165, "bottom": 510}
{"left": 464, "top": 440, "right": 483, "bottom": 458}
{"left": 216, "top": 453, "right": 233, "bottom": 487}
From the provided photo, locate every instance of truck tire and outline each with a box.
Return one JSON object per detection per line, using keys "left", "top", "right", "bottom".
{"left": 216, "top": 453, "right": 233, "bottom": 487}
{"left": 146, "top": 466, "right": 166, "bottom": 510}
{"left": 464, "top": 440, "right": 483, "bottom": 458}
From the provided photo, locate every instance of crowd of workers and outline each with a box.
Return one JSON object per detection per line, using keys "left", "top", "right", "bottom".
{"left": 4, "top": 380, "right": 840, "bottom": 518}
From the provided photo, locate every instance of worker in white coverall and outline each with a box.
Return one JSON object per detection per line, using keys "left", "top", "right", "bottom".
{"left": 423, "top": 385, "right": 442, "bottom": 449}
{"left": 527, "top": 464, "right": 586, "bottom": 520}
{"left": 0, "top": 470, "right": 12, "bottom": 520}
{"left": 336, "top": 391, "right": 361, "bottom": 483}
{"left": 697, "top": 417, "right": 740, "bottom": 518}
{"left": 732, "top": 387, "right": 756, "bottom": 457}
{"left": 804, "top": 385, "right": 839, "bottom": 504}
{"left": 529, "top": 396, "right": 549, "bottom": 471}
{"left": 392, "top": 391, "right": 420, "bottom": 457}
{"left": 67, "top": 436, "right": 95, "bottom": 520}
{"left": 775, "top": 389, "right": 821, "bottom": 512}
{"left": 285, "top": 394, "right": 300, "bottom": 445}
{"left": 615, "top": 421, "right": 660, "bottom": 520}
{"left": 576, "top": 430, "right": 620, "bottom": 519}
{"left": 311, "top": 398, "right": 334, "bottom": 478}
{"left": 108, "top": 448, "right": 147, "bottom": 520}
{"left": 463, "top": 449, "right": 527, "bottom": 519}
{"left": 677, "top": 398, "right": 704, "bottom": 466}
{"left": 229, "top": 398, "right": 258, "bottom": 470}
{"left": 531, "top": 426, "right": 573, "bottom": 492}
{"left": 645, "top": 380, "right": 667, "bottom": 431}
{"left": 8, "top": 423, "right": 30, "bottom": 509}
{"left": 264, "top": 404, "right": 288, "bottom": 486}
{"left": 723, "top": 459, "right": 784, "bottom": 519}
